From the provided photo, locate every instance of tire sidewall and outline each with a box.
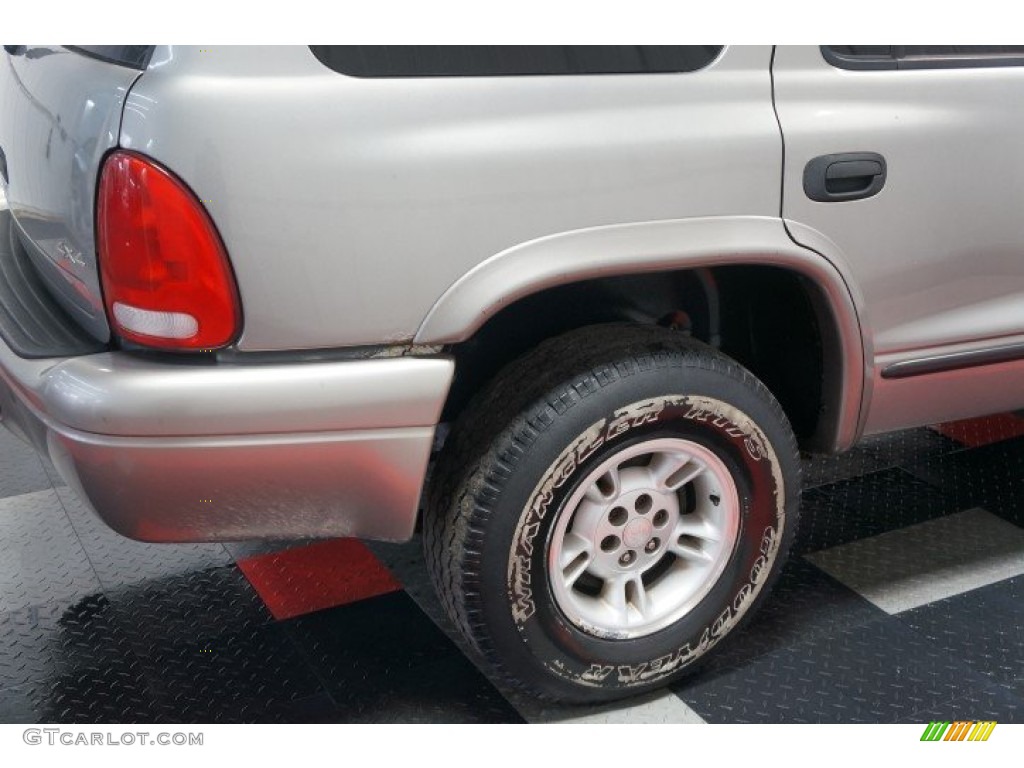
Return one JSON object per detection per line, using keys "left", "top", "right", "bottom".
{"left": 476, "top": 362, "right": 796, "bottom": 697}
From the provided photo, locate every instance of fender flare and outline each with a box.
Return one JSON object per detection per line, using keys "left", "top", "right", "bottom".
{"left": 415, "top": 215, "right": 872, "bottom": 451}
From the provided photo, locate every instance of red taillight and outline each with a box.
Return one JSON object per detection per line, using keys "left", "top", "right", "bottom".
{"left": 96, "top": 151, "right": 241, "bottom": 350}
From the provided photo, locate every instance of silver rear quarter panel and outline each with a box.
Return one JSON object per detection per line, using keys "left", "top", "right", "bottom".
{"left": 121, "top": 46, "right": 782, "bottom": 350}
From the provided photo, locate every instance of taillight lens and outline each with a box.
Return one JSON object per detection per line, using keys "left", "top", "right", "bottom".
{"left": 96, "top": 151, "right": 241, "bottom": 350}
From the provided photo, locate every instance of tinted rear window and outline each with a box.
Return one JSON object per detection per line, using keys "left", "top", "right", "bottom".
{"left": 67, "top": 46, "right": 155, "bottom": 70}
{"left": 309, "top": 46, "right": 723, "bottom": 78}
{"left": 823, "top": 45, "right": 1024, "bottom": 70}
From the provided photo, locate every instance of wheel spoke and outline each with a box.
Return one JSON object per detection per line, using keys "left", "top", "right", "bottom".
{"left": 648, "top": 451, "right": 704, "bottom": 492}
{"left": 626, "top": 576, "right": 650, "bottom": 619}
{"left": 559, "top": 532, "right": 592, "bottom": 570}
{"left": 673, "top": 517, "right": 721, "bottom": 544}
{"left": 599, "top": 573, "right": 653, "bottom": 623}
{"left": 560, "top": 532, "right": 594, "bottom": 589}
{"left": 563, "top": 552, "right": 591, "bottom": 589}
{"left": 670, "top": 538, "right": 714, "bottom": 563}
{"left": 602, "top": 575, "right": 630, "bottom": 623}
{"left": 585, "top": 466, "right": 621, "bottom": 502}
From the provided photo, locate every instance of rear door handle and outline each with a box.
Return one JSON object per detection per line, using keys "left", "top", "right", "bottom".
{"left": 804, "top": 152, "right": 887, "bottom": 202}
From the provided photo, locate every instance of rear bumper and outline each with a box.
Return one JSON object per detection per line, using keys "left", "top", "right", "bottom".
{"left": 0, "top": 338, "right": 453, "bottom": 542}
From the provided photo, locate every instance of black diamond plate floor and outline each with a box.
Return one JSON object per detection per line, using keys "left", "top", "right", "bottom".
{"left": 0, "top": 417, "right": 1023, "bottom": 723}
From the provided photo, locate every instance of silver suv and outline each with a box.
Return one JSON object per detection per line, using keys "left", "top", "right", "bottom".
{"left": 2, "top": 44, "right": 1023, "bottom": 703}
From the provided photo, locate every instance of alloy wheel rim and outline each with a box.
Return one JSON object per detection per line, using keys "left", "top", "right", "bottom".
{"left": 547, "top": 437, "right": 740, "bottom": 639}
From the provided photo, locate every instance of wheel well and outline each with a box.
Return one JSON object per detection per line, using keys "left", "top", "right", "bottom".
{"left": 441, "top": 265, "right": 844, "bottom": 452}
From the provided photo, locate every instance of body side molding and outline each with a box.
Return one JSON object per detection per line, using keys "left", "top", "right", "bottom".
{"left": 882, "top": 340, "right": 1024, "bottom": 379}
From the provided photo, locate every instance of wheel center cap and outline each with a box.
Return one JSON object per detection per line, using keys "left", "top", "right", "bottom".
{"left": 622, "top": 517, "right": 653, "bottom": 549}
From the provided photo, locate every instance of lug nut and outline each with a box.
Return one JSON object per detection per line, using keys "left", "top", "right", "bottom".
{"left": 619, "top": 550, "right": 636, "bottom": 566}
{"left": 645, "top": 538, "right": 660, "bottom": 553}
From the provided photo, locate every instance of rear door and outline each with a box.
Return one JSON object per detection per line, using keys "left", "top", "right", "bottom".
{"left": 773, "top": 45, "right": 1024, "bottom": 430}
{"left": 0, "top": 45, "right": 151, "bottom": 342}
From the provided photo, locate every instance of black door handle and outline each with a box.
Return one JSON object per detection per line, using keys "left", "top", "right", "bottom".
{"left": 804, "top": 152, "right": 887, "bottom": 202}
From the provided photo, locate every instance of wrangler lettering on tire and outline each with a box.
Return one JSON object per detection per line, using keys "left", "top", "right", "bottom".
{"left": 425, "top": 324, "right": 801, "bottom": 702}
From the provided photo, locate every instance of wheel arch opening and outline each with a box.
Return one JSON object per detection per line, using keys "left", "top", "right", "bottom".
{"left": 440, "top": 264, "right": 847, "bottom": 453}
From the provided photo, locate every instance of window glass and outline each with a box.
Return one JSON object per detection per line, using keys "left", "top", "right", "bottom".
{"left": 67, "top": 46, "right": 154, "bottom": 69}
{"left": 309, "top": 46, "right": 723, "bottom": 78}
{"left": 901, "top": 46, "right": 1024, "bottom": 58}
{"left": 823, "top": 45, "right": 1024, "bottom": 70}
{"left": 828, "top": 46, "right": 892, "bottom": 58}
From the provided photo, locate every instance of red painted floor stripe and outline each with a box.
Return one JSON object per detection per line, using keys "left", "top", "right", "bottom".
{"left": 237, "top": 538, "right": 402, "bottom": 620}
{"left": 932, "top": 412, "right": 1024, "bottom": 449}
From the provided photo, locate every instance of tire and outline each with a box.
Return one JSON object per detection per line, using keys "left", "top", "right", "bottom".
{"left": 424, "top": 323, "right": 801, "bottom": 702}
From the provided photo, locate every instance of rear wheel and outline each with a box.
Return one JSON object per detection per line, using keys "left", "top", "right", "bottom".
{"left": 424, "top": 324, "right": 801, "bottom": 702}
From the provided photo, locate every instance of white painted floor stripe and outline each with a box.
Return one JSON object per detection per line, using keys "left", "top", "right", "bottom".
{"left": 516, "top": 688, "right": 705, "bottom": 724}
{"left": 806, "top": 507, "right": 1024, "bottom": 614}
{"left": 0, "top": 487, "right": 60, "bottom": 514}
